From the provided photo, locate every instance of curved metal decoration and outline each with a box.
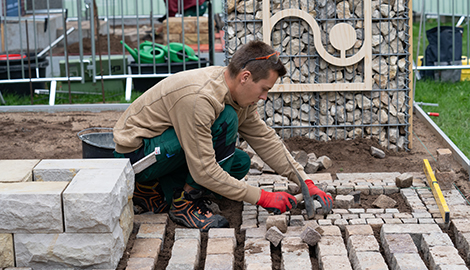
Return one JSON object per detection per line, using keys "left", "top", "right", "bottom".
{"left": 262, "top": 0, "right": 373, "bottom": 92}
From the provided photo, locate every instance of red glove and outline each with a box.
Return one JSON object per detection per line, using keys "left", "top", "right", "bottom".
{"left": 305, "top": 179, "right": 333, "bottom": 214}
{"left": 256, "top": 189, "right": 297, "bottom": 215}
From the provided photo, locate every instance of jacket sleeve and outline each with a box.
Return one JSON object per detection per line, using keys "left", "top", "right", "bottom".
{"left": 168, "top": 93, "right": 261, "bottom": 204}
{"left": 238, "top": 106, "right": 309, "bottom": 186}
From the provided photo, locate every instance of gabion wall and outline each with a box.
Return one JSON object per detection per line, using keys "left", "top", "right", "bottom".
{"left": 224, "top": 0, "right": 411, "bottom": 151}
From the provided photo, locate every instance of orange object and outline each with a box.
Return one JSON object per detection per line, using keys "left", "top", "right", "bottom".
{"left": 427, "top": 112, "right": 439, "bottom": 117}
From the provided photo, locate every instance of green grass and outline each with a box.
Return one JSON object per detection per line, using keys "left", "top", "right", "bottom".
{"left": 414, "top": 79, "right": 470, "bottom": 158}
{"left": 412, "top": 20, "right": 470, "bottom": 159}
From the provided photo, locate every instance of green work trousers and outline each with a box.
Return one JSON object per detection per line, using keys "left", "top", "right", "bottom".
{"left": 114, "top": 105, "right": 251, "bottom": 203}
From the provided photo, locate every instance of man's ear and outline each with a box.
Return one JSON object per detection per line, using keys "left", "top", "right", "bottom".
{"left": 239, "top": 70, "right": 251, "bottom": 84}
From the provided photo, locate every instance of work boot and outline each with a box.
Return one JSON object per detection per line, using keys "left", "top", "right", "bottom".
{"left": 169, "top": 189, "right": 229, "bottom": 232}
{"left": 133, "top": 182, "right": 170, "bottom": 214}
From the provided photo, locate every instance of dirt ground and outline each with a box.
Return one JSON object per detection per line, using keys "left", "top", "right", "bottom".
{"left": 0, "top": 110, "right": 469, "bottom": 269}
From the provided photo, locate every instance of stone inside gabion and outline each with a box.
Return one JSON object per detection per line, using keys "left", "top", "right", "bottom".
{"left": 225, "top": 0, "right": 410, "bottom": 151}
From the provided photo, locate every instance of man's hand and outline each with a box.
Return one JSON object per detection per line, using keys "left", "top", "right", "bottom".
{"left": 256, "top": 189, "right": 297, "bottom": 215}
{"left": 305, "top": 179, "right": 333, "bottom": 214}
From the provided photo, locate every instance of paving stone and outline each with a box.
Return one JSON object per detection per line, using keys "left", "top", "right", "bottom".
{"left": 166, "top": 239, "right": 200, "bottom": 269}
{"left": 334, "top": 219, "right": 349, "bottom": 230}
{"left": 289, "top": 215, "right": 304, "bottom": 226}
{"left": 383, "top": 185, "right": 400, "bottom": 195}
{"left": 63, "top": 168, "right": 131, "bottom": 233}
{"left": 395, "top": 173, "right": 413, "bottom": 188}
{"left": 0, "top": 160, "right": 40, "bottom": 183}
{"left": 359, "top": 214, "right": 375, "bottom": 219}
{"left": 366, "top": 209, "right": 385, "bottom": 214}
{"left": 208, "top": 228, "right": 236, "bottom": 241}
{"left": 342, "top": 214, "right": 360, "bottom": 220}
{"left": 366, "top": 218, "right": 384, "bottom": 228}
{"left": 381, "top": 224, "right": 442, "bottom": 246}
{"left": 316, "top": 236, "right": 348, "bottom": 257}
{"left": 0, "top": 234, "right": 14, "bottom": 268}
{"left": 245, "top": 263, "right": 272, "bottom": 270}
{"left": 369, "top": 186, "right": 384, "bottom": 195}
{"left": 281, "top": 237, "right": 311, "bottom": 270}
{"left": 14, "top": 223, "right": 125, "bottom": 269}
{"left": 204, "top": 253, "right": 234, "bottom": 270}
{"left": 373, "top": 194, "right": 397, "bottom": 208}
{"left": 244, "top": 239, "right": 271, "bottom": 266}
{"left": 401, "top": 218, "right": 418, "bottom": 224}
{"left": 337, "top": 186, "right": 354, "bottom": 195}
{"left": 0, "top": 181, "right": 68, "bottom": 233}
{"left": 125, "top": 257, "right": 156, "bottom": 270}
{"left": 418, "top": 218, "right": 435, "bottom": 224}
{"left": 332, "top": 209, "right": 350, "bottom": 215}
{"left": 349, "top": 252, "right": 388, "bottom": 270}
{"left": 347, "top": 234, "right": 380, "bottom": 252}
{"left": 318, "top": 219, "right": 332, "bottom": 226}
{"left": 348, "top": 208, "right": 365, "bottom": 214}
{"left": 136, "top": 224, "right": 166, "bottom": 242}
{"left": 319, "top": 225, "right": 342, "bottom": 236}
{"left": 345, "top": 225, "right": 374, "bottom": 238}
{"left": 265, "top": 226, "right": 284, "bottom": 247}
{"left": 174, "top": 228, "right": 201, "bottom": 242}
{"left": 454, "top": 232, "right": 470, "bottom": 263}
{"left": 326, "top": 214, "right": 342, "bottom": 221}
{"left": 130, "top": 238, "right": 162, "bottom": 258}
{"left": 245, "top": 227, "right": 266, "bottom": 239}
{"left": 381, "top": 233, "right": 418, "bottom": 265}
{"left": 349, "top": 219, "right": 367, "bottom": 225}
{"left": 300, "top": 225, "right": 322, "bottom": 246}
{"left": 383, "top": 218, "right": 403, "bottom": 224}
{"left": 428, "top": 245, "right": 466, "bottom": 269}
{"left": 391, "top": 253, "right": 428, "bottom": 270}
{"left": 207, "top": 238, "right": 235, "bottom": 255}
{"left": 393, "top": 213, "right": 412, "bottom": 219}
{"left": 436, "top": 148, "right": 453, "bottom": 171}
{"left": 435, "top": 265, "right": 469, "bottom": 270}
{"left": 284, "top": 226, "right": 303, "bottom": 238}
{"left": 266, "top": 215, "right": 288, "bottom": 233}
{"left": 320, "top": 255, "right": 353, "bottom": 270}
{"left": 134, "top": 213, "right": 169, "bottom": 225}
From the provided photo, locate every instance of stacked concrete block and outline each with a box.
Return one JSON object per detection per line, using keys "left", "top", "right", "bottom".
{"left": 316, "top": 225, "right": 352, "bottom": 270}
{"left": 167, "top": 229, "right": 201, "bottom": 270}
{"left": 244, "top": 238, "right": 271, "bottom": 269}
{"left": 451, "top": 219, "right": 470, "bottom": 264}
{"left": 420, "top": 232, "right": 466, "bottom": 269}
{"left": 205, "top": 228, "right": 236, "bottom": 270}
{"left": 281, "top": 237, "right": 311, "bottom": 270}
{"left": 0, "top": 160, "right": 40, "bottom": 183}
{"left": 400, "top": 188, "right": 427, "bottom": 212}
{"left": 345, "top": 225, "right": 388, "bottom": 270}
{"left": 0, "top": 159, "right": 134, "bottom": 269}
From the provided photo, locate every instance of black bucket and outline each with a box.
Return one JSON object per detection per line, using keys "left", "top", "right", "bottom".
{"left": 77, "top": 128, "right": 115, "bottom": 159}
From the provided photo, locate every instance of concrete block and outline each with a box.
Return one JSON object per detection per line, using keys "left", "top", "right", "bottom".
{"left": 0, "top": 160, "right": 40, "bottom": 183}
{"left": 391, "top": 253, "right": 428, "bottom": 270}
{"left": 120, "top": 201, "right": 134, "bottom": 247}
{"left": 300, "top": 226, "right": 322, "bottom": 246}
{"left": 207, "top": 238, "right": 235, "bottom": 255}
{"left": 204, "top": 253, "right": 234, "bottom": 270}
{"left": 0, "top": 234, "right": 14, "bottom": 268}
{"left": 428, "top": 246, "right": 466, "bottom": 269}
{"left": 372, "top": 194, "right": 397, "bottom": 208}
{"left": 166, "top": 239, "right": 200, "bottom": 270}
{"left": 174, "top": 228, "right": 201, "bottom": 242}
{"left": 134, "top": 213, "right": 169, "bottom": 225}
{"left": 347, "top": 235, "right": 380, "bottom": 252}
{"left": 0, "top": 181, "right": 68, "bottom": 233}
{"left": 317, "top": 236, "right": 348, "bottom": 257}
{"left": 63, "top": 168, "right": 130, "bottom": 233}
{"left": 125, "top": 257, "right": 156, "bottom": 270}
{"left": 33, "top": 159, "right": 133, "bottom": 186}
{"left": 266, "top": 215, "right": 287, "bottom": 233}
{"left": 395, "top": 173, "right": 413, "bottom": 188}
{"left": 265, "top": 226, "right": 284, "bottom": 247}
{"left": 14, "top": 223, "right": 125, "bottom": 269}
{"left": 130, "top": 238, "right": 162, "bottom": 258}
{"left": 320, "top": 255, "right": 353, "bottom": 270}
{"left": 349, "top": 252, "right": 388, "bottom": 270}
{"left": 281, "top": 237, "right": 311, "bottom": 270}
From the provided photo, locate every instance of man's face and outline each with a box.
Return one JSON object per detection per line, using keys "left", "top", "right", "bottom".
{"left": 236, "top": 69, "right": 278, "bottom": 107}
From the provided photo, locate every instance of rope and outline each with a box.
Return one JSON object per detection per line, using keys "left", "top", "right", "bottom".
{"left": 413, "top": 130, "right": 437, "bottom": 162}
